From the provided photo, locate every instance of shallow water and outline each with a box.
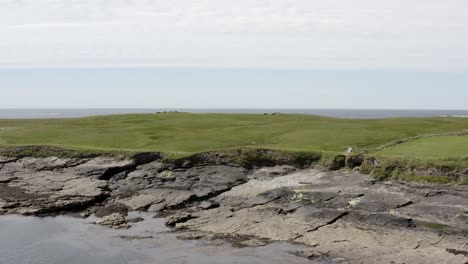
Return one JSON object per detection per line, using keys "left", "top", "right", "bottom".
{"left": 0, "top": 213, "right": 331, "bottom": 264}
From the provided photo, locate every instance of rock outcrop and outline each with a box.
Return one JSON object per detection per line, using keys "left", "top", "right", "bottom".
{"left": 0, "top": 156, "right": 130, "bottom": 215}
{"left": 0, "top": 155, "right": 467, "bottom": 264}
{"left": 95, "top": 213, "right": 129, "bottom": 229}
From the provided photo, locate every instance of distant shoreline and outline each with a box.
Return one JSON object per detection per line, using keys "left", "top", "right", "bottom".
{"left": 1, "top": 108, "right": 468, "bottom": 119}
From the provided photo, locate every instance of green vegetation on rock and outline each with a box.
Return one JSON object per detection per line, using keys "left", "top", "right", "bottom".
{"left": 416, "top": 220, "right": 451, "bottom": 231}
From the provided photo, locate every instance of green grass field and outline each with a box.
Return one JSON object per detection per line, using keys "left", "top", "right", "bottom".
{"left": 1, "top": 113, "right": 468, "bottom": 158}
{"left": 377, "top": 135, "right": 468, "bottom": 159}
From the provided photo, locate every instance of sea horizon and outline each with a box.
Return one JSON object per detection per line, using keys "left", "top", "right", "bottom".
{"left": 1, "top": 108, "right": 468, "bottom": 119}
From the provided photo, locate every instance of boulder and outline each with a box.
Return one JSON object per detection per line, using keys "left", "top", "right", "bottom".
{"left": 96, "top": 213, "right": 129, "bottom": 229}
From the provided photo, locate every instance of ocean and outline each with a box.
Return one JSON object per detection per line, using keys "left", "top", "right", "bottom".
{"left": 0, "top": 109, "right": 468, "bottom": 119}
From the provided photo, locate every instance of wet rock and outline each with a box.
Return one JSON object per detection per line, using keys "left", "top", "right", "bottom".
{"left": 126, "top": 217, "right": 145, "bottom": 223}
{"left": 177, "top": 232, "right": 206, "bottom": 240}
{"left": 96, "top": 213, "right": 129, "bottom": 229}
{"left": 165, "top": 213, "right": 198, "bottom": 227}
{"left": 292, "top": 250, "right": 320, "bottom": 259}
{"left": 237, "top": 239, "right": 269, "bottom": 248}
{"left": 80, "top": 211, "right": 92, "bottom": 218}
{"left": 94, "top": 204, "right": 128, "bottom": 218}
{"left": 117, "top": 235, "right": 154, "bottom": 240}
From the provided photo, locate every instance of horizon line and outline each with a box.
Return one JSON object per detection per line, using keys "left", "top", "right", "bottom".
{"left": 1, "top": 108, "right": 468, "bottom": 111}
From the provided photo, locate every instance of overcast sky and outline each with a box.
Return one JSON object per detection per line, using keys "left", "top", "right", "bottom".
{"left": 1, "top": 0, "right": 468, "bottom": 108}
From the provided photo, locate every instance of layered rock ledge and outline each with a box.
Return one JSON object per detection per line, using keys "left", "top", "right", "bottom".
{"left": 0, "top": 155, "right": 467, "bottom": 264}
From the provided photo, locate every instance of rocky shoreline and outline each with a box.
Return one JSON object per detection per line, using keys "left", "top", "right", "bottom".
{"left": 1, "top": 153, "right": 467, "bottom": 263}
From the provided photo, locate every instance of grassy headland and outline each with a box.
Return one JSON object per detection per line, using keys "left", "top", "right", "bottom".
{"left": 1, "top": 113, "right": 468, "bottom": 184}
{"left": 1, "top": 112, "right": 468, "bottom": 155}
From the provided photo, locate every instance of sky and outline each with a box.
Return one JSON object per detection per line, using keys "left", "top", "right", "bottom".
{"left": 1, "top": 0, "right": 468, "bottom": 109}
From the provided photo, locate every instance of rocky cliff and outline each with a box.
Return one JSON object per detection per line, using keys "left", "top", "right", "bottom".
{"left": 0, "top": 151, "right": 467, "bottom": 263}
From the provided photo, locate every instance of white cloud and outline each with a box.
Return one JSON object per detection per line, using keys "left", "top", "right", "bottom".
{"left": 1, "top": 0, "right": 468, "bottom": 70}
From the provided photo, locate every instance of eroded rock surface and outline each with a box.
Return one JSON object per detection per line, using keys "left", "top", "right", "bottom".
{"left": 112, "top": 164, "right": 248, "bottom": 212}
{"left": 95, "top": 213, "right": 129, "bottom": 229}
{"left": 0, "top": 156, "right": 467, "bottom": 263}
{"left": 0, "top": 156, "right": 131, "bottom": 215}
{"left": 170, "top": 169, "right": 468, "bottom": 264}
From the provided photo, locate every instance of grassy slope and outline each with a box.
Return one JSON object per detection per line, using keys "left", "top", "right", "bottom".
{"left": 0, "top": 113, "right": 468, "bottom": 158}
{"left": 377, "top": 135, "right": 468, "bottom": 159}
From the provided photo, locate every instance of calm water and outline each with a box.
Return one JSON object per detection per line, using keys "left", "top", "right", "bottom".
{"left": 0, "top": 109, "right": 468, "bottom": 119}
{"left": 0, "top": 213, "right": 335, "bottom": 264}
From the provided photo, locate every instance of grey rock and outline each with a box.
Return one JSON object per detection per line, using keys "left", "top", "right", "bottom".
{"left": 165, "top": 213, "right": 198, "bottom": 227}
{"left": 237, "top": 239, "right": 269, "bottom": 248}
{"left": 177, "top": 232, "right": 206, "bottom": 240}
{"left": 1, "top": 155, "right": 468, "bottom": 264}
{"left": 249, "top": 165, "right": 297, "bottom": 180}
{"left": 94, "top": 204, "right": 128, "bottom": 218}
{"left": 119, "top": 193, "right": 165, "bottom": 210}
{"left": 198, "top": 201, "right": 219, "bottom": 210}
{"left": 148, "top": 202, "right": 167, "bottom": 212}
{"left": 0, "top": 157, "right": 134, "bottom": 215}
{"left": 96, "top": 213, "right": 129, "bottom": 229}
{"left": 70, "top": 157, "right": 133, "bottom": 178}
{"left": 126, "top": 217, "right": 145, "bottom": 223}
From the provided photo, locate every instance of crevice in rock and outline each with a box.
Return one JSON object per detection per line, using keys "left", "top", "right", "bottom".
{"left": 395, "top": 200, "right": 414, "bottom": 209}
{"left": 0, "top": 157, "right": 19, "bottom": 165}
{"left": 165, "top": 213, "right": 199, "bottom": 227}
{"left": 167, "top": 182, "right": 248, "bottom": 211}
{"left": 332, "top": 240, "right": 350, "bottom": 243}
{"left": 100, "top": 166, "right": 136, "bottom": 181}
{"left": 0, "top": 177, "right": 16, "bottom": 184}
{"left": 413, "top": 240, "right": 422, "bottom": 249}
{"left": 100, "top": 154, "right": 163, "bottom": 181}
{"left": 307, "top": 212, "right": 349, "bottom": 232}
{"left": 446, "top": 248, "right": 468, "bottom": 257}
{"left": 34, "top": 159, "right": 90, "bottom": 172}
{"left": 245, "top": 196, "right": 282, "bottom": 208}
{"left": 430, "top": 235, "right": 446, "bottom": 246}
{"left": 34, "top": 193, "right": 111, "bottom": 216}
